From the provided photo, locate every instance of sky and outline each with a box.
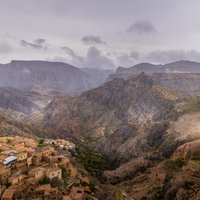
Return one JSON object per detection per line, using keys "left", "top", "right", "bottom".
{"left": 1, "top": 0, "right": 200, "bottom": 69}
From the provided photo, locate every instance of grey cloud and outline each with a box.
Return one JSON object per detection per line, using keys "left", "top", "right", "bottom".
{"left": 84, "top": 46, "right": 115, "bottom": 69}
{"left": 20, "top": 38, "right": 48, "bottom": 49}
{"left": 61, "top": 46, "right": 77, "bottom": 57}
{"left": 117, "top": 51, "right": 140, "bottom": 67}
{"left": 61, "top": 46, "right": 115, "bottom": 69}
{"left": 127, "top": 20, "right": 156, "bottom": 34}
{"left": 61, "top": 46, "right": 84, "bottom": 64}
{"left": 146, "top": 49, "right": 200, "bottom": 63}
{"left": 33, "top": 38, "right": 46, "bottom": 45}
{"left": 81, "top": 36, "right": 106, "bottom": 45}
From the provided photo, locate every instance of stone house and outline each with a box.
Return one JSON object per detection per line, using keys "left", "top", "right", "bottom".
{"left": 32, "top": 152, "right": 42, "bottom": 166}
{"left": 46, "top": 167, "right": 62, "bottom": 180}
{"left": 16, "top": 152, "right": 27, "bottom": 161}
{"left": 70, "top": 187, "right": 85, "bottom": 200}
{"left": 28, "top": 167, "right": 46, "bottom": 180}
{"left": 40, "top": 146, "right": 54, "bottom": 157}
{"left": 8, "top": 174, "right": 26, "bottom": 185}
{"left": 0, "top": 167, "right": 11, "bottom": 185}
{"left": 58, "top": 156, "right": 70, "bottom": 168}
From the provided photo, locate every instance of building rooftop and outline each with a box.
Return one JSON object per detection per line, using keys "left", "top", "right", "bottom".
{"left": 3, "top": 156, "right": 17, "bottom": 165}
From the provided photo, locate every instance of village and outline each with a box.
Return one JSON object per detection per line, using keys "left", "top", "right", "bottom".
{"left": 0, "top": 136, "right": 97, "bottom": 200}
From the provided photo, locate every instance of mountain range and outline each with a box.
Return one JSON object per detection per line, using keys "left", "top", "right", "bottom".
{"left": 1, "top": 59, "right": 200, "bottom": 199}
{"left": 0, "top": 60, "right": 112, "bottom": 96}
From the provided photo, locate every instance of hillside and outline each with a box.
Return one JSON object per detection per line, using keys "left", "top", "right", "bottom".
{"left": 0, "top": 87, "right": 52, "bottom": 115}
{"left": 26, "top": 73, "right": 183, "bottom": 165}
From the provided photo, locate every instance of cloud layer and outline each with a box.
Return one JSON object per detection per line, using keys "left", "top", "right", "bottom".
{"left": 20, "top": 38, "right": 48, "bottom": 50}
{"left": 127, "top": 21, "right": 156, "bottom": 34}
{"left": 1, "top": 0, "right": 200, "bottom": 68}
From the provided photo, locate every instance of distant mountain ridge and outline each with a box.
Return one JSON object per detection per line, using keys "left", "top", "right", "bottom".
{"left": 0, "top": 60, "right": 112, "bottom": 96}
{"left": 107, "top": 60, "right": 200, "bottom": 96}
{"left": 114, "top": 60, "right": 200, "bottom": 75}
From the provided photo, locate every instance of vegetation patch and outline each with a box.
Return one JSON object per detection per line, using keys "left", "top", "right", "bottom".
{"left": 184, "top": 98, "right": 200, "bottom": 113}
{"left": 76, "top": 146, "right": 108, "bottom": 180}
{"left": 165, "top": 158, "right": 187, "bottom": 171}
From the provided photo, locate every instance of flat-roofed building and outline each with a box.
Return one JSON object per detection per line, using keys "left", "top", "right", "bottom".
{"left": 28, "top": 167, "right": 46, "bottom": 180}
{"left": 0, "top": 166, "right": 11, "bottom": 185}
{"left": 2, "top": 156, "right": 17, "bottom": 165}
{"left": 16, "top": 152, "right": 27, "bottom": 161}
{"left": 8, "top": 173, "right": 26, "bottom": 185}
{"left": 46, "top": 167, "right": 62, "bottom": 180}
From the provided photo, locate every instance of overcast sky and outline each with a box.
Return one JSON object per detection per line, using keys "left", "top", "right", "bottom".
{"left": 1, "top": 0, "right": 200, "bottom": 69}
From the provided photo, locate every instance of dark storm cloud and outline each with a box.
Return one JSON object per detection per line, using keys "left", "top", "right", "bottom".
{"left": 146, "top": 49, "right": 200, "bottom": 63}
{"left": 20, "top": 38, "right": 48, "bottom": 50}
{"left": 127, "top": 21, "right": 156, "bottom": 34}
{"left": 81, "top": 36, "right": 106, "bottom": 45}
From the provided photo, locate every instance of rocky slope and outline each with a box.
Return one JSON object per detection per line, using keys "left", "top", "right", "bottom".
{"left": 0, "top": 60, "right": 111, "bottom": 96}
{"left": 114, "top": 140, "right": 200, "bottom": 200}
{"left": 22, "top": 73, "right": 200, "bottom": 199}
{"left": 26, "top": 73, "right": 183, "bottom": 165}
{"left": 0, "top": 87, "right": 52, "bottom": 115}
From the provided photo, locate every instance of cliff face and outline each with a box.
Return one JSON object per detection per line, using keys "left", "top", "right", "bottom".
{"left": 0, "top": 60, "right": 111, "bottom": 96}
{"left": 26, "top": 73, "right": 182, "bottom": 164}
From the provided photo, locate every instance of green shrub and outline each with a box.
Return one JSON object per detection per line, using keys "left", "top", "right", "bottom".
{"left": 165, "top": 158, "right": 186, "bottom": 171}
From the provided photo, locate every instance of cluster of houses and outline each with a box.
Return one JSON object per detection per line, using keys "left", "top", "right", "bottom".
{"left": 0, "top": 136, "right": 97, "bottom": 200}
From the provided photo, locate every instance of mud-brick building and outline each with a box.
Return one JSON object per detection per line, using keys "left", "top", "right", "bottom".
{"left": 0, "top": 166, "right": 11, "bottom": 185}
{"left": 46, "top": 167, "right": 62, "bottom": 180}
{"left": 28, "top": 167, "right": 46, "bottom": 180}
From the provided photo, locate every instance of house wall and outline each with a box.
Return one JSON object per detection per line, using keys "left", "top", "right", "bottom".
{"left": 17, "top": 152, "right": 27, "bottom": 161}
{"left": 46, "top": 169, "right": 62, "bottom": 180}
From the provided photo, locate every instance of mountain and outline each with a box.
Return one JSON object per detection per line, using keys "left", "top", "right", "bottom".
{"left": 107, "top": 60, "right": 200, "bottom": 96}
{"left": 22, "top": 73, "right": 200, "bottom": 199}
{"left": 26, "top": 73, "right": 182, "bottom": 164}
{"left": 110, "top": 60, "right": 200, "bottom": 78}
{"left": 0, "top": 87, "right": 52, "bottom": 115}
{"left": 81, "top": 68, "right": 113, "bottom": 88}
{"left": 0, "top": 60, "right": 112, "bottom": 96}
